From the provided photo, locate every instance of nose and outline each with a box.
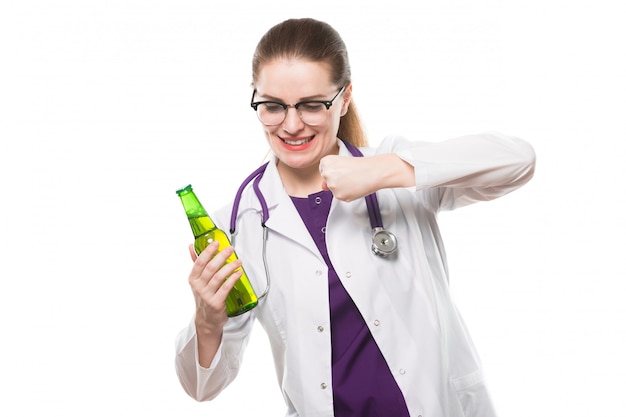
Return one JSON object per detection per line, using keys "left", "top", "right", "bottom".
{"left": 282, "top": 106, "right": 304, "bottom": 133}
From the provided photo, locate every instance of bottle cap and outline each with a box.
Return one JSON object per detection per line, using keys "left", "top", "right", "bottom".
{"left": 176, "top": 184, "right": 193, "bottom": 196}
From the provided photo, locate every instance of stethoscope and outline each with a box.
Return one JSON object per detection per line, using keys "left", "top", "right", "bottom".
{"left": 229, "top": 140, "right": 398, "bottom": 299}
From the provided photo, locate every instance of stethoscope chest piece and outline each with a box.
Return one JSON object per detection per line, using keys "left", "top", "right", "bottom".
{"left": 371, "top": 227, "right": 398, "bottom": 257}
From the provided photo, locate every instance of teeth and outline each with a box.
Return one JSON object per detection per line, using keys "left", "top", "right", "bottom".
{"left": 283, "top": 137, "right": 312, "bottom": 146}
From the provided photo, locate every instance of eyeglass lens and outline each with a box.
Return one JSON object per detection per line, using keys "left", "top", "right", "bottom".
{"left": 256, "top": 102, "right": 328, "bottom": 126}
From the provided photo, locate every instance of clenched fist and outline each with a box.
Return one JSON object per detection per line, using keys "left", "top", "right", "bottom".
{"left": 319, "top": 153, "right": 415, "bottom": 201}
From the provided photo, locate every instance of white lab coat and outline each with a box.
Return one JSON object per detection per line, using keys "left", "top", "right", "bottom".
{"left": 175, "top": 132, "right": 536, "bottom": 417}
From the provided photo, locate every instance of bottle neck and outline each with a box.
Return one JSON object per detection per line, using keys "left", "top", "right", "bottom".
{"left": 177, "top": 188, "right": 217, "bottom": 234}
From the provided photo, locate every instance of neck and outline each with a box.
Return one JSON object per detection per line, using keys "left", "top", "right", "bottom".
{"left": 277, "top": 162, "right": 323, "bottom": 197}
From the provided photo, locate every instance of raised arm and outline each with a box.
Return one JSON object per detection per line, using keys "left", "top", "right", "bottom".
{"left": 320, "top": 132, "right": 535, "bottom": 210}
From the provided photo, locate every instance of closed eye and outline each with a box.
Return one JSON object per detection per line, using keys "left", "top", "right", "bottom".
{"left": 259, "top": 102, "right": 287, "bottom": 113}
{"left": 297, "top": 102, "right": 326, "bottom": 112}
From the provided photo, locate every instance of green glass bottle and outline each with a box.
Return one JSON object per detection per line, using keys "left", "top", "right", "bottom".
{"left": 176, "top": 184, "right": 258, "bottom": 317}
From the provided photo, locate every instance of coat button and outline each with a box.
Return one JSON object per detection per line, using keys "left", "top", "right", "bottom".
{"left": 317, "top": 325, "right": 324, "bottom": 332}
{"left": 320, "top": 382, "right": 327, "bottom": 389}
{"left": 399, "top": 369, "right": 406, "bottom": 375}
{"left": 345, "top": 271, "right": 352, "bottom": 278}
{"left": 315, "top": 270, "right": 323, "bottom": 276}
{"left": 315, "top": 196, "right": 322, "bottom": 204}
{"left": 374, "top": 320, "right": 380, "bottom": 326}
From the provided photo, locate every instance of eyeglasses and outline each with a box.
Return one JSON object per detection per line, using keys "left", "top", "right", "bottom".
{"left": 250, "top": 86, "right": 346, "bottom": 126}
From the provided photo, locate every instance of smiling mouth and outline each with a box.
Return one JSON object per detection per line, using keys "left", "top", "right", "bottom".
{"left": 281, "top": 136, "right": 314, "bottom": 146}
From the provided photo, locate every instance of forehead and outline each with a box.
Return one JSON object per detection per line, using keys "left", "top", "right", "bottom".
{"left": 255, "top": 59, "right": 335, "bottom": 99}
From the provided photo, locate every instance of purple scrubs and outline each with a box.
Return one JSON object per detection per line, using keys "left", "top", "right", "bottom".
{"left": 291, "top": 190, "right": 410, "bottom": 417}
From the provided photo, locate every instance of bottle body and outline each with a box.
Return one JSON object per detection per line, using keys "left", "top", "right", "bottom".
{"left": 177, "top": 185, "right": 258, "bottom": 317}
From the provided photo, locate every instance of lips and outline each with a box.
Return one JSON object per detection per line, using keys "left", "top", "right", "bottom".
{"left": 280, "top": 135, "right": 314, "bottom": 147}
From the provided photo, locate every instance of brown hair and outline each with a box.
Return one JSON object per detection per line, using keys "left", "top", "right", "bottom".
{"left": 251, "top": 18, "right": 367, "bottom": 147}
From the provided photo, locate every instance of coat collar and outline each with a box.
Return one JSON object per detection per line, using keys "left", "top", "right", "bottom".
{"left": 255, "top": 140, "right": 354, "bottom": 257}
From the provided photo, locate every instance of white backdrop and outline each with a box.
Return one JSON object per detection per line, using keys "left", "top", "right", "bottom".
{"left": 1, "top": 1, "right": 625, "bottom": 416}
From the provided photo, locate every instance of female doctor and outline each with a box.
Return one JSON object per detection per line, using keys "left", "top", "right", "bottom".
{"left": 175, "top": 18, "right": 536, "bottom": 417}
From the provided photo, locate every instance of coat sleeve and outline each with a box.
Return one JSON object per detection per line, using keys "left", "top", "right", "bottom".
{"left": 379, "top": 132, "right": 536, "bottom": 211}
{"left": 174, "top": 312, "right": 255, "bottom": 401}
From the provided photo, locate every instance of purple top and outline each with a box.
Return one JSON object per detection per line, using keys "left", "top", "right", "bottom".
{"left": 291, "top": 190, "right": 410, "bottom": 417}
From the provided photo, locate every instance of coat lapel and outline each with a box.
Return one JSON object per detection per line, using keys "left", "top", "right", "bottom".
{"left": 258, "top": 156, "right": 321, "bottom": 259}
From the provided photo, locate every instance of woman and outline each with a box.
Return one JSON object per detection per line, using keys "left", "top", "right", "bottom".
{"left": 175, "top": 18, "right": 535, "bottom": 417}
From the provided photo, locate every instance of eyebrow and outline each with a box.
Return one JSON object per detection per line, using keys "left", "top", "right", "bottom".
{"left": 255, "top": 91, "right": 331, "bottom": 102}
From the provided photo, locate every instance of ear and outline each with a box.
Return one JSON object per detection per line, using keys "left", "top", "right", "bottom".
{"left": 340, "top": 83, "right": 353, "bottom": 116}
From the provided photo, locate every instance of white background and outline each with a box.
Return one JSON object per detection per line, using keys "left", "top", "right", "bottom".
{"left": 1, "top": 1, "right": 625, "bottom": 416}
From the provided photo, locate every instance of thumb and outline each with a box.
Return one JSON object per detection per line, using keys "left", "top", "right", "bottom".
{"left": 321, "top": 181, "right": 329, "bottom": 191}
{"left": 188, "top": 244, "right": 198, "bottom": 261}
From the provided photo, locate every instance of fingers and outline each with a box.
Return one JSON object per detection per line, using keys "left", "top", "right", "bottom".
{"left": 214, "top": 266, "right": 244, "bottom": 300}
{"left": 190, "top": 241, "right": 231, "bottom": 284}
{"left": 195, "top": 260, "right": 243, "bottom": 315}
{"left": 188, "top": 241, "right": 244, "bottom": 301}
{"left": 186, "top": 240, "right": 247, "bottom": 331}
{"left": 318, "top": 155, "right": 377, "bottom": 201}
{"left": 319, "top": 156, "right": 336, "bottom": 193}
{"left": 189, "top": 240, "right": 220, "bottom": 274}
{"left": 203, "top": 253, "right": 242, "bottom": 293}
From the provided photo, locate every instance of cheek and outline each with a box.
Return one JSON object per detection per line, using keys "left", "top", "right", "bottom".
{"left": 328, "top": 111, "right": 343, "bottom": 134}
{"left": 262, "top": 125, "right": 277, "bottom": 139}
{"left": 263, "top": 126, "right": 280, "bottom": 148}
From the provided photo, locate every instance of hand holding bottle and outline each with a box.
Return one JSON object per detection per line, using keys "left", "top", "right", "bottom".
{"left": 176, "top": 184, "right": 258, "bottom": 317}
{"left": 187, "top": 240, "right": 244, "bottom": 367}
